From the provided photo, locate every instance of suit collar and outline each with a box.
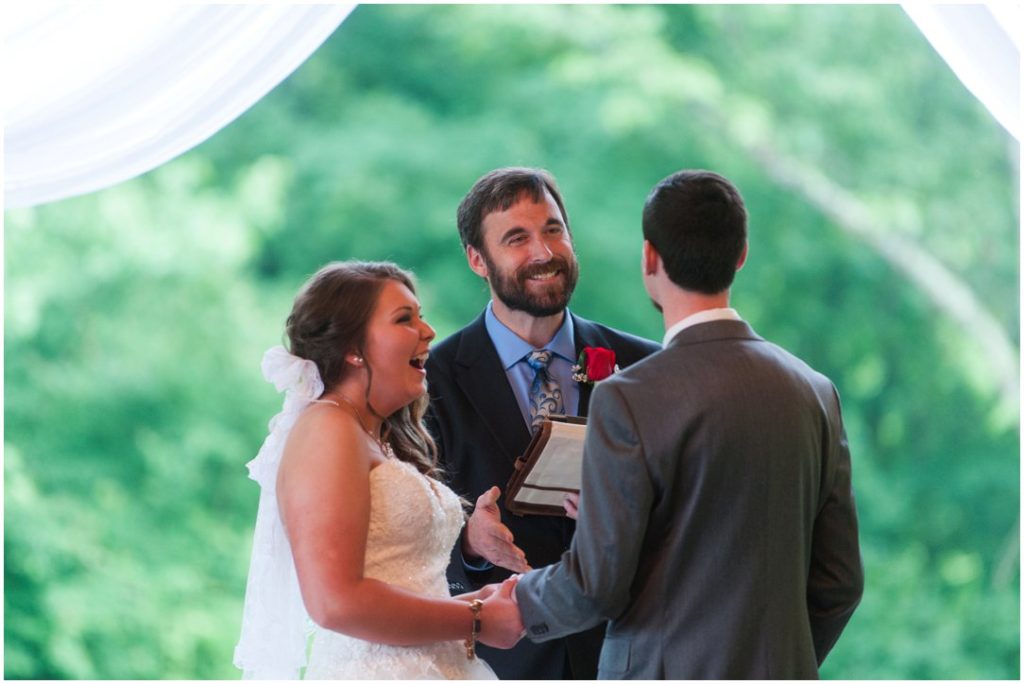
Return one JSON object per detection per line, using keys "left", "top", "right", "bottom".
{"left": 449, "top": 310, "right": 628, "bottom": 449}
{"left": 454, "top": 310, "right": 493, "bottom": 367}
{"left": 451, "top": 309, "right": 611, "bottom": 451}
{"left": 666, "top": 319, "right": 762, "bottom": 349}
{"left": 484, "top": 302, "right": 576, "bottom": 368}
{"left": 662, "top": 307, "right": 741, "bottom": 347}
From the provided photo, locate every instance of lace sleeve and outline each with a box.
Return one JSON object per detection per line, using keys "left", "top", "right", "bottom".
{"left": 234, "top": 346, "right": 324, "bottom": 679}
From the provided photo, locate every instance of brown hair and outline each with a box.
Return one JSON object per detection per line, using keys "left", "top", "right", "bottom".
{"left": 642, "top": 170, "right": 747, "bottom": 294}
{"left": 456, "top": 167, "right": 570, "bottom": 251}
{"left": 285, "top": 260, "right": 439, "bottom": 478}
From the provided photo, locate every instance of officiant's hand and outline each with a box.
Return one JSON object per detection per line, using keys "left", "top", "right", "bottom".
{"left": 563, "top": 492, "right": 580, "bottom": 520}
{"left": 478, "top": 577, "right": 525, "bottom": 649}
{"left": 464, "top": 486, "right": 531, "bottom": 573}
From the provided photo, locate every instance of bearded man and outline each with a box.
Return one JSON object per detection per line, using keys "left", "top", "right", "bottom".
{"left": 425, "top": 167, "right": 660, "bottom": 679}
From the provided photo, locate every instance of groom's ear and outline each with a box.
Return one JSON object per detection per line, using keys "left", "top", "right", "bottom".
{"left": 642, "top": 240, "right": 660, "bottom": 276}
{"left": 735, "top": 240, "right": 749, "bottom": 271}
{"left": 466, "top": 245, "right": 489, "bottom": 280}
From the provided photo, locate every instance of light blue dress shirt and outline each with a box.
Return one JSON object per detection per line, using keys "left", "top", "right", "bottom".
{"left": 462, "top": 303, "right": 580, "bottom": 573}
{"left": 484, "top": 301, "right": 580, "bottom": 429}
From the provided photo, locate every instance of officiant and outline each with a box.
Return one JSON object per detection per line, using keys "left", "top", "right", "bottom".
{"left": 424, "top": 167, "right": 660, "bottom": 680}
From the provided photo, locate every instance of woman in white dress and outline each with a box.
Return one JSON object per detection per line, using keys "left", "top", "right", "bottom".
{"left": 235, "top": 261, "right": 522, "bottom": 679}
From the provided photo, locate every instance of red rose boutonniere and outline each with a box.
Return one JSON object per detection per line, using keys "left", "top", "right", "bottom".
{"left": 571, "top": 346, "right": 619, "bottom": 385}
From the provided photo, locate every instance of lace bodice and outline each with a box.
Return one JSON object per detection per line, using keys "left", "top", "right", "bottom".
{"left": 303, "top": 458, "right": 496, "bottom": 680}
{"left": 363, "top": 458, "right": 463, "bottom": 592}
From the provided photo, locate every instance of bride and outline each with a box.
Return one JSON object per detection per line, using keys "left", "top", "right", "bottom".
{"left": 235, "top": 261, "right": 522, "bottom": 679}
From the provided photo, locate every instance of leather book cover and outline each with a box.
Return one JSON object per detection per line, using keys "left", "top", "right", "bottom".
{"left": 505, "top": 415, "right": 587, "bottom": 516}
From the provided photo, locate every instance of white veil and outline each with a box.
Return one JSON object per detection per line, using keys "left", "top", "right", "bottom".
{"left": 234, "top": 346, "right": 325, "bottom": 679}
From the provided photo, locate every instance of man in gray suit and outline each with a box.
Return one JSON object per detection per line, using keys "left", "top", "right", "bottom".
{"left": 514, "top": 170, "right": 864, "bottom": 679}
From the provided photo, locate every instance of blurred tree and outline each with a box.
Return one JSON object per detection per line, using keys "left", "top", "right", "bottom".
{"left": 4, "top": 4, "right": 1018, "bottom": 679}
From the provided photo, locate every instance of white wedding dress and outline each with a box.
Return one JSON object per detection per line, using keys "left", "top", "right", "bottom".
{"left": 303, "top": 456, "right": 497, "bottom": 680}
{"left": 235, "top": 346, "right": 496, "bottom": 680}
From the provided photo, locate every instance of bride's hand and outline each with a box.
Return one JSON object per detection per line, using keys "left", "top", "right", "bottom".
{"left": 477, "top": 577, "right": 524, "bottom": 649}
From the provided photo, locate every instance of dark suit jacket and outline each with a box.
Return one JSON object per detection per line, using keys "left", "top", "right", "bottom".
{"left": 425, "top": 310, "right": 660, "bottom": 680}
{"left": 516, "top": 320, "right": 864, "bottom": 679}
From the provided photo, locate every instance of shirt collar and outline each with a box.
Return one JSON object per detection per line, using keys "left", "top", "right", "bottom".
{"left": 662, "top": 307, "right": 741, "bottom": 347}
{"left": 485, "top": 301, "right": 576, "bottom": 369}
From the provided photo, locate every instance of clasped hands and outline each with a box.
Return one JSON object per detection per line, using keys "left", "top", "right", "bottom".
{"left": 473, "top": 577, "right": 524, "bottom": 648}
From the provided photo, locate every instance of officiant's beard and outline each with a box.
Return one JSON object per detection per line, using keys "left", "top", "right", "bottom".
{"left": 485, "top": 252, "right": 579, "bottom": 317}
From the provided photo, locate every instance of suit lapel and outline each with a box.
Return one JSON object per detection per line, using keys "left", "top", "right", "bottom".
{"left": 453, "top": 313, "right": 532, "bottom": 463}
{"left": 572, "top": 314, "right": 616, "bottom": 418}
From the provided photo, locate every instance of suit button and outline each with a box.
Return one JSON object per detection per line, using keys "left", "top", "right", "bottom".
{"left": 530, "top": 624, "right": 549, "bottom": 636}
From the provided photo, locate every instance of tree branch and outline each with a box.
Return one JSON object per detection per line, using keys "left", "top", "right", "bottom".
{"left": 724, "top": 119, "right": 1019, "bottom": 416}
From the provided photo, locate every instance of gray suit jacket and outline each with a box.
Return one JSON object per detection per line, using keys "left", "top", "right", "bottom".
{"left": 515, "top": 320, "right": 863, "bottom": 679}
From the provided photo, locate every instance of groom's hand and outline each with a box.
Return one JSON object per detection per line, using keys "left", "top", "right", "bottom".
{"left": 478, "top": 577, "right": 525, "bottom": 649}
{"left": 463, "top": 486, "right": 531, "bottom": 573}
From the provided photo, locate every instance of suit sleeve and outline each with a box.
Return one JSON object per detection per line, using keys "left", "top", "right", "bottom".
{"left": 806, "top": 385, "right": 864, "bottom": 664}
{"left": 515, "top": 380, "right": 655, "bottom": 641}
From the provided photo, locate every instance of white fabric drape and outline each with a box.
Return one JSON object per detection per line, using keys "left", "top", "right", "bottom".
{"left": 902, "top": 3, "right": 1021, "bottom": 141}
{"left": 3, "top": 4, "right": 354, "bottom": 209}
{"left": 4, "top": 5, "right": 1017, "bottom": 211}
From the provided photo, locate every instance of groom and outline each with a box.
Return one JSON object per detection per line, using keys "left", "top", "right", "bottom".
{"left": 514, "top": 170, "right": 864, "bottom": 678}
{"left": 425, "top": 167, "right": 660, "bottom": 679}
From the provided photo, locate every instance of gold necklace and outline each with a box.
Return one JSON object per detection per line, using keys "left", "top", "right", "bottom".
{"left": 329, "top": 393, "right": 393, "bottom": 457}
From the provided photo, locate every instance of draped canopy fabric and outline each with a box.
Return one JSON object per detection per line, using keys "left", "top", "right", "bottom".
{"left": 2, "top": 4, "right": 1018, "bottom": 210}
{"left": 3, "top": 4, "right": 354, "bottom": 209}
{"left": 902, "top": 3, "right": 1021, "bottom": 141}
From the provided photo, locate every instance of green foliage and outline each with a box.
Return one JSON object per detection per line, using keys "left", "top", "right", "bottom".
{"left": 5, "top": 4, "right": 1018, "bottom": 679}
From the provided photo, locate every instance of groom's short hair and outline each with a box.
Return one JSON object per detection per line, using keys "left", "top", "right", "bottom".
{"left": 642, "top": 170, "right": 747, "bottom": 295}
{"left": 457, "top": 167, "right": 570, "bottom": 251}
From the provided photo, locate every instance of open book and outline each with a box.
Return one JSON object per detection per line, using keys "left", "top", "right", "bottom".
{"left": 505, "top": 415, "right": 587, "bottom": 516}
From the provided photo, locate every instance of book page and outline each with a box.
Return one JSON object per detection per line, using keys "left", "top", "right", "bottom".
{"left": 513, "top": 421, "right": 587, "bottom": 506}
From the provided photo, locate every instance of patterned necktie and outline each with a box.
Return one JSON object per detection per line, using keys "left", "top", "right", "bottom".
{"left": 526, "top": 350, "right": 564, "bottom": 431}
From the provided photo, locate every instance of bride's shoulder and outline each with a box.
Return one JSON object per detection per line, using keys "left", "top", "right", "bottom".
{"left": 294, "top": 400, "right": 353, "bottom": 428}
{"left": 283, "top": 403, "right": 371, "bottom": 471}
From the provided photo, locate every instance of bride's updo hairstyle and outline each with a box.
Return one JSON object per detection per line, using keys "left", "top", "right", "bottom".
{"left": 285, "top": 260, "right": 439, "bottom": 478}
